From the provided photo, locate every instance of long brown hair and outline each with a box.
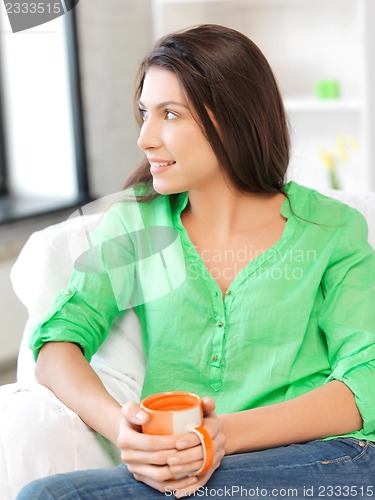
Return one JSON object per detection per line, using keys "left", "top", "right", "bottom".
{"left": 125, "top": 24, "right": 290, "bottom": 199}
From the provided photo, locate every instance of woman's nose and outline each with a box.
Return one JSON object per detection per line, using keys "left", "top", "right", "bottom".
{"left": 137, "top": 119, "right": 162, "bottom": 151}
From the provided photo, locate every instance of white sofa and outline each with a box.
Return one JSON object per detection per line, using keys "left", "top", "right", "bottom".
{"left": 0, "top": 188, "right": 375, "bottom": 499}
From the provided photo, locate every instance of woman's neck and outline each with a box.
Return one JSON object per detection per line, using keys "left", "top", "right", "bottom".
{"left": 184, "top": 184, "right": 286, "bottom": 242}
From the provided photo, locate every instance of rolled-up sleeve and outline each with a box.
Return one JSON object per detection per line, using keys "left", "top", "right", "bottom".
{"left": 319, "top": 208, "right": 375, "bottom": 434}
{"left": 29, "top": 205, "right": 136, "bottom": 362}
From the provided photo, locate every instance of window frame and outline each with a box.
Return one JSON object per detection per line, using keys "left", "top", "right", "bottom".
{"left": 64, "top": 8, "right": 89, "bottom": 197}
{"left": 0, "top": 55, "right": 7, "bottom": 196}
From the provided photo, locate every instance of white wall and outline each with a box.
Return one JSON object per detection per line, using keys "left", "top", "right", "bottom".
{"left": 76, "top": 0, "right": 153, "bottom": 197}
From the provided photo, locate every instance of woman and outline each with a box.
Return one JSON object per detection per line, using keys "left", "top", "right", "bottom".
{"left": 18, "top": 24, "right": 375, "bottom": 499}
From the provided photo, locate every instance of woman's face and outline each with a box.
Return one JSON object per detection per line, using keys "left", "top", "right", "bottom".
{"left": 137, "top": 66, "right": 222, "bottom": 195}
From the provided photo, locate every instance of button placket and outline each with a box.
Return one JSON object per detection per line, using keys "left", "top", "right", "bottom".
{"left": 208, "top": 285, "right": 233, "bottom": 392}
{"left": 209, "top": 314, "right": 226, "bottom": 391}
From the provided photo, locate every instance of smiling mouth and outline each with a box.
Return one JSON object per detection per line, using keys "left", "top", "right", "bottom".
{"left": 150, "top": 161, "right": 176, "bottom": 174}
{"left": 149, "top": 161, "right": 175, "bottom": 168}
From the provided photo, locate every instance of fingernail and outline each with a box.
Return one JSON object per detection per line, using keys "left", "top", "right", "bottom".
{"left": 136, "top": 411, "right": 146, "bottom": 422}
{"left": 168, "top": 456, "right": 180, "bottom": 465}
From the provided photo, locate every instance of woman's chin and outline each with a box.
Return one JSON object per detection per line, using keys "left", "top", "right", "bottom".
{"left": 152, "top": 180, "right": 185, "bottom": 196}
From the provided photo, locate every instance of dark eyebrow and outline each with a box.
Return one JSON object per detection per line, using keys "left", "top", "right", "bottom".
{"left": 138, "top": 99, "right": 189, "bottom": 110}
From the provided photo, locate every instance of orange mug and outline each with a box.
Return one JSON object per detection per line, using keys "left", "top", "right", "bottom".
{"left": 140, "top": 391, "right": 214, "bottom": 476}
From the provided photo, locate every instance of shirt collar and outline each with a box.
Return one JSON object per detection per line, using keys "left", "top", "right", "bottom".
{"left": 171, "top": 191, "right": 189, "bottom": 227}
{"left": 171, "top": 182, "right": 308, "bottom": 224}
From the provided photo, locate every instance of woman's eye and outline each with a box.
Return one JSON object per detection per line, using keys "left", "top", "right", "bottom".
{"left": 139, "top": 108, "right": 149, "bottom": 121}
{"left": 165, "top": 110, "right": 178, "bottom": 120}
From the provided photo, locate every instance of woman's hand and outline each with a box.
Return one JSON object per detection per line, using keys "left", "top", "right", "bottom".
{"left": 167, "top": 397, "right": 226, "bottom": 498}
{"left": 117, "top": 397, "right": 226, "bottom": 497}
{"left": 117, "top": 402, "right": 200, "bottom": 493}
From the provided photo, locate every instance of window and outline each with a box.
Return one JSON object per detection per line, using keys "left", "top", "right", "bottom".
{"left": 0, "top": 7, "right": 89, "bottom": 223}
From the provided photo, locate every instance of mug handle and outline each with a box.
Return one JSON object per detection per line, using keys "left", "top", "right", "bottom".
{"left": 186, "top": 424, "right": 214, "bottom": 476}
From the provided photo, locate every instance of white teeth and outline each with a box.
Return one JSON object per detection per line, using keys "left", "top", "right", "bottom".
{"left": 150, "top": 161, "right": 174, "bottom": 167}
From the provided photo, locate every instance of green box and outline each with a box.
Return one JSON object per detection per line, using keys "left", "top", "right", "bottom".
{"left": 315, "top": 80, "right": 340, "bottom": 99}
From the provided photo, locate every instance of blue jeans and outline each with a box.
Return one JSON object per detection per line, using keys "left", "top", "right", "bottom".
{"left": 17, "top": 438, "right": 375, "bottom": 499}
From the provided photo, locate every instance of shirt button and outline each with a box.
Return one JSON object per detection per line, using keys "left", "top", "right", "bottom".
{"left": 217, "top": 321, "right": 223, "bottom": 327}
{"left": 225, "top": 290, "right": 231, "bottom": 295}
{"left": 212, "top": 355, "right": 218, "bottom": 361}
{"left": 66, "top": 290, "right": 72, "bottom": 295}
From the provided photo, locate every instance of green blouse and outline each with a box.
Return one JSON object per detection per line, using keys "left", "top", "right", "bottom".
{"left": 30, "top": 182, "right": 375, "bottom": 442}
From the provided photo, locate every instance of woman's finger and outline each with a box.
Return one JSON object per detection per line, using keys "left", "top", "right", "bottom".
{"left": 167, "top": 443, "right": 203, "bottom": 468}
{"left": 121, "top": 446, "right": 178, "bottom": 467}
{"left": 121, "top": 401, "right": 149, "bottom": 426}
{"left": 168, "top": 402, "right": 226, "bottom": 483}
{"left": 169, "top": 458, "right": 204, "bottom": 479}
{"left": 202, "top": 396, "right": 216, "bottom": 415}
{"left": 173, "top": 447, "right": 225, "bottom": 498}
{"left": 118, "top": 426, "right": 181, "bottom": 452}
{"left": 126, "top": 462, "right": 174, "bottom": 483}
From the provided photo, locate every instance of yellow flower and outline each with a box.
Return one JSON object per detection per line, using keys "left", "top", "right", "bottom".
{"left": 319, "top": 135, "right": 359, "bottom": 190}
{"left": 319, "top": 151, "right": 336, "bottom": 172}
